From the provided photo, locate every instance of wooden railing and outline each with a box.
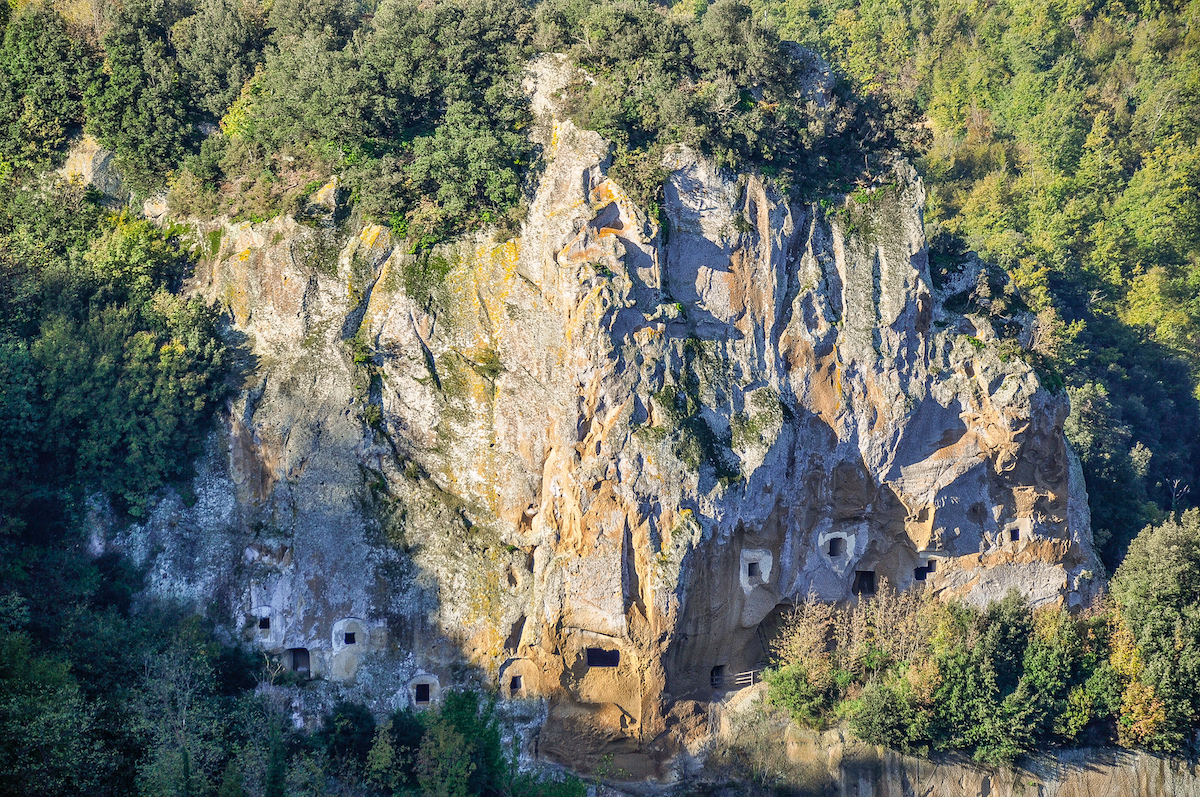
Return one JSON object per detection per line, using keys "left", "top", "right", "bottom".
{"left": 711, "top": 668, "right": 764, "bottom": 690}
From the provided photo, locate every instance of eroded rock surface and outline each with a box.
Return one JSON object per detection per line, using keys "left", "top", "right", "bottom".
{"left": 87, "top": 56, "right": 1101, "bottom": 779}
{"left": 703, "top": 689, "right": 1199, "bottom": 797}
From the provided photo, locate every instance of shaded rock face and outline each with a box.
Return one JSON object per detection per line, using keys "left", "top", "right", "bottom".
{"left": 706, "top": 703, "right": 1200, "bottom": 797}
{"left": 93, "top": 58, "right": 1099, "bottom": 777}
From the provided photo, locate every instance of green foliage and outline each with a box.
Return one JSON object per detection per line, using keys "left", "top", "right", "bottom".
{"left": 849, "top": 678, "right": 924, "bottom": 753}
{"left": 173, "top": 0, "right": 266, "bottom": 119}
{"left": 26, "top": 219, "right": 227, "bottom": 514}
{"left": 769, "top": 587, "right": 1133, "bottom": 765}
{"left": 0, "top": 599, "right": 111, "bottom": 796}
{"left": 175, "top": 0, "right": 537, "bottom": 239}
{"left": 362, "top": 691, "right": 585, "bottom": 797}
{"left": 417, "top": 717, "right": 477, "bottom": 797}
{"left": 1111, "top": 509, "right": 1200, "bottom": 748}
{"left": 319, "top": 701, "right": 377, "bottom": 766}
{"left": 765, "top": 663, "right": 833, "bottom": 728}
{"left": 0, "top": 179, "right": 229, "bottom": 534}
{"left": 84, "top": 2, "right": 197, "bottom": 190}
{"left": 538, "top": 0, "right": 894, "bottom": 202}
{"left": 135, "top": 639, "right": 228, "bottom": 797}
{"left": 0, "top": 6, "right": 97, "bottom": 168}
{"left": 751, "top": 0, "right": 1200, "bottom": 568}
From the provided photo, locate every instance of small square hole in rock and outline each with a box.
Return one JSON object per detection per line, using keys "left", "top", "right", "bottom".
{"left": 415, "top": 683, "right": 431, "bottom": 703}
{"left": 852, "top": 570, "right": 876, "bottom": 596}
{"left": 747, "top": 561, "right": 761, "bottom": 578}
{"left": 344, "top": 632, "right": 356, "bottom": 645}
{"left": 258, "top": 617, "right": 270, "bottom": 630}
{"left": 510, "top": 675, "right": 522, "bottom": 692}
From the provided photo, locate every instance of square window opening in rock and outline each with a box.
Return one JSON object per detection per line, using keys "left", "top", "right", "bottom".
{"left": 287, "top": 648, "right": 310, "bottom": 674}
{"left": 586, "top": 648, "right": 620, "bottom": 667}
{"left": 913, "top": 566, "right": 927, "bottom": 581}
{"left": 852, "top": 570, "right": 876, "bottom": 596}
{"left": 510, "top": 675, "right": 522, "bottom": 692}
{"left": 747, "top": 561, "right": 761, "bottom": 579}
{"left": 925, "top": 559, "right": 937, "bottom": 573}
{"left": 344, "top": 632, "right": 356, "bottom": 645}
{"left": 415, "top": 683, "right": 431, "bottom": 704}
{"left": 1011, "top": 528, "right": 1020, "bottom": 541}
{"left": 258, "top": 617, "right": 270, "bottom": 630}
{"left": 827, "top": 538, "right": 845, "bottom": 556}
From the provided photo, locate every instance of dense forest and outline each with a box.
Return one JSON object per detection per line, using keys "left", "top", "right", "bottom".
{"left": 0, "top": 0, "right": 1197, "bottom": 791}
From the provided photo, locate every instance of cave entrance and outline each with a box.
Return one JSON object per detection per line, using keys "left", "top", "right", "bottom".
{"left": 756, "top": 602, "right": 794, "bottom": 653}
{"left": 586, "top": 648, "right": 620, "bottom": 668}
{"left": 286, "top": 648, "right": 310, "bottom": 675}
{"left": 852, "top": 570, "right": 876, "bottom": 596}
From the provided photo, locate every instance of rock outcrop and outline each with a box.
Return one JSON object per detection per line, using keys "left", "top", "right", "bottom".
{"left": 88, "top": 56, "right": 1101, "bottom": 779}
{"left": 702, "top": 688, "right": 1199, "bottom": 797}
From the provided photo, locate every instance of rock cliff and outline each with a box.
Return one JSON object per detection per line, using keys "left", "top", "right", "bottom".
{"left": 702, "top": 690, "right": 1199, "bottom": 797}
{"left": 87, "top": 56, "right": 1101, "bottom": 779}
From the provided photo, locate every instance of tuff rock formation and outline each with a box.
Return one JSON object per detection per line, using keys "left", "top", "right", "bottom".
{"left": 87, "top": 56, "right": 1101, "bottom": 779}
{"left": 705, "top": 689, "right": 1199, "bottom": 797}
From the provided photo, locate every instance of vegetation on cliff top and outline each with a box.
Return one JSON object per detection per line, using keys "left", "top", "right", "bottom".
{"left": 1, "top": 0, "right": 1199, "bottom": 789}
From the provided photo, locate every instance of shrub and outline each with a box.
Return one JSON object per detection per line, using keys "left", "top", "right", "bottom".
{"left": 766, "top": 662, "right": 833, "bottom": 728}
{"left": 1110, "top": 509, "right": 1200, "bottom": 750}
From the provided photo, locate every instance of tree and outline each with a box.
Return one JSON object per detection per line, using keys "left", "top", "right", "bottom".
{"left": 416, "top": 717, "right": 476, "bottom": 797}
{"left": 84, "top": 8, "right": 194, "bottom": 189}
{"left": 0, "top": 7, "right": 96, "bottom": 166}
{"left": 1111, "top": 509, "right": 1200, "bottom": 749}
{"left": 135, "top": 639, "right": 227, "bottom": 797}
{"left": 0, "top": 597, "right": 110, "bottom": 797}
{"left": 172, "top": 0, "right": 265, "bottom": 119}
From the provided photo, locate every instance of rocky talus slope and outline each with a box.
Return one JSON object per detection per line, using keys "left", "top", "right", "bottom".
{"left": 83, "top": 58, "right": 1102, "bottom": 778}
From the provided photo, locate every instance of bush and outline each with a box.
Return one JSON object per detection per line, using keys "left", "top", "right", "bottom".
{"left": 0, "top": 7, "right": 97, "bottom": 167}
{"left": 766, "top": 663, "right": 833, "bottom": 728}
{"left": 850, "top": 679, "right": 925, "bottom": 752}
{"left": 319, "top": 701, "right": 377, "bottom": 765}
{"left": 769, "top": 587, "right": 1126, "bottom": 765}
{"left": 1110, "top": 509, "right": 1200, "bottom": 750}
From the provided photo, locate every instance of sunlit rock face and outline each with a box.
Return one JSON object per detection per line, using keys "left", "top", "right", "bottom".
{"left": 90, "top": 55, "right": 1100, "bottom": 779}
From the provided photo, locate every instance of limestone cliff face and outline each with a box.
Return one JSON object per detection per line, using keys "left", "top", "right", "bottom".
{"left": 90, "top": 57, "right": 1100, "bottom": 777}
